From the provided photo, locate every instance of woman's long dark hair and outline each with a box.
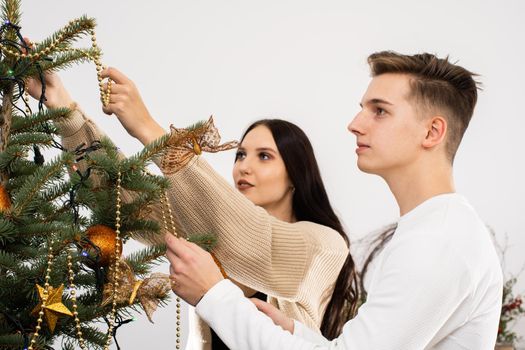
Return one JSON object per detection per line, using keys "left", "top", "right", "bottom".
{"left": 240, "top": 119, "right": 359, "bottom": 339}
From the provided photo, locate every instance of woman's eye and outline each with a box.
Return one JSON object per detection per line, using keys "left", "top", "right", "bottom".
{"left": 259, "top": 152, "right": 270, "bottom": 160}
{"left": 235, "top": 151, "right": 246, "bottom": 160}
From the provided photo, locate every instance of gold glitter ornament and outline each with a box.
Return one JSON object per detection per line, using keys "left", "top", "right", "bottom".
{"left": 31, "top": 284, "right": 73, "bottom": 333}
{"left": 85, "top": 224, "right": 122, "bottom": 266}
{"left": 0, "top": 184, "right": 11, "bottom": 212}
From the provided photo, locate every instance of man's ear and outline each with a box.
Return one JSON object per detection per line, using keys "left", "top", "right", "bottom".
{"left": 422, "top": 116, "right": 447, "bottom": 149}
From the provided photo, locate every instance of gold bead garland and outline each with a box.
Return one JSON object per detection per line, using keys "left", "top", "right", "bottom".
{"left": 28, "top": 240, "right": 55, "bottom": 350}
{"left": 67, "top": 253, "right": 86, "bottom": 349}
{"left": 23, "top": 90, "right": 30, "bottom": 117}
{"left": 103, "top": 170, "right": 123, "bottom": 350}
{"left": 160, "top": 191, "right": 182, "bottom": 349}
{"left": 28, "top": 171, "right": 125, "bottom": 349}
{"left": 1, "top": 20, "right": 111, "bottom": 107}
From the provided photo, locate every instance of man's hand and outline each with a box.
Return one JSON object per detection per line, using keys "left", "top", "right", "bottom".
{"left": 165, "top": 234, "right": 224, "bottom": 306}
{"left": 250, "top": 298, "right": 295, "bottom": 333}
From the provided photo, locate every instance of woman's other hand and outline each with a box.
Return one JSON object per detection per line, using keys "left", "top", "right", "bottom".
{"left": 165, "top": 234, "right": 224, "bottom": 306}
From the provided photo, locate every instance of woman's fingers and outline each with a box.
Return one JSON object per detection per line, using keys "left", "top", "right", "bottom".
{"left": 165, "top": 233, "right": 224, "bottom": 306}
{"left": 100, "top": 67, "right": 131, "bottom": 85}
{"left": 165, "top": 234, "right": 189, "bottom": 258}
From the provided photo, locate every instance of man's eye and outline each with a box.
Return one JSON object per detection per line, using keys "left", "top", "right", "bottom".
{"left": 376, "top": 108, "right": 386, "bottom": 116}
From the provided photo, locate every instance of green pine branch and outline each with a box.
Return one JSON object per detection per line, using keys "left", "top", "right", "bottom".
{"left": 187, "top": 233, "right": 218, "bottom": 252}
{"left": 0, "top": 145, "right": 25, "bottom": 171}
{"left": 0, "top": 60, "right": 13, "bottom": 80}
{"left": 11, "top": 152, "right": 73, "bottom": 217}
{"left": 38, "top": 180, "right": 71, "bottom": 204}
{"left": 121, "top": 218, "right": 160, "bottom": 237}
{"left": 11, "top": 108, "right": 70, "bottom": 133}
{"left": 15, "top": 221, "right": 62, "bottom": 238}
{"left": 0, "top": 333, "right": 26, "bottom": 349}
{"left": 71, "top": 272, "right": 97, "bottom": 289}
{"left": 124, "top": 244, "right": 166, "bottom": 276}
{"left": 6, "top": 158, "right": 38, "bottom": 177}
{"left": 0, "top": 0, "right": 21, "bottom": 26}
{"left": 74, "top": 185, "right": 98, "bottom": 208}
{"left": 62, "top": 324, "right": 107, "bottom": 349}
{"left": 185, "top": 120, "right": 206, "bottom": 131}
{"left": 7, "top": 131, "right": 54, "bottom": 148}
{"left": 29, "top": 47, "right": 100, "bottom": 75}
{"left": 85, "top": 151, "right": 118, "bottom": 180}
{"left": 0, "top": 249, "right": 18, "bottom": 270}
{"left": 34, "top": 15, "right": 96, "bottom": 53}
{"left": 0, "top": 217, "right": 16, "bottom": 244}
{"left": 123, "top": 132, "right": 171, "bottom": 168}
{"left": 121, "top": 171, "right": 166, "bottom": 193}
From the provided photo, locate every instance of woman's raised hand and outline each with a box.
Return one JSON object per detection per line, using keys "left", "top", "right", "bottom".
{"left": 100, "top": 67, "right": 166, "bottom": 145}
{"left": 26, "top": 71, "right": 74, "bottom": 110}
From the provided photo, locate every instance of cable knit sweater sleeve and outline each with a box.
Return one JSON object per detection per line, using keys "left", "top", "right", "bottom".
{"left": 55, "top": 106, "right": 189, "bottom": 242}
{"left": 163, "top": 156, "right": 348, "bottom": 303}
{"left": 57, "top": 108, "right": 349, "bottom": 327}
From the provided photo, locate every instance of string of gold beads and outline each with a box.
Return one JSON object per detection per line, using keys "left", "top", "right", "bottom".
{"left": 163, "top": 192, "right": 178, "bottom": 237}
{"left": 103, "top": 170, "right": 123, "bottom": 350}
{"left": 1, "top": 19, "right": 111, "bottom": 107}
{"left": 24, "top": 90, "right": 30, "bottom": 116}
{"left": 67, "top": 253, "right": 86, "bottom": 349}
{"left": 28, "top": 240, "right": 55, "bottom": 350}
{"left": 175, "top": 297, "right": 181, "bottom": 349}
{"left": 161, "top": 191, "right": 182, "bottom": 349}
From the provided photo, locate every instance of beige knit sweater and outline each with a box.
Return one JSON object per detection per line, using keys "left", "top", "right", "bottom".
{"left": 57, "top": 107, "right": 349, "bottom": 349}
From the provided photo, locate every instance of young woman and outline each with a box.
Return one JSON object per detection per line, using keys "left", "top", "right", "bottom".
{"left": 27, "top": 69, "right": 359, "bottom": 349}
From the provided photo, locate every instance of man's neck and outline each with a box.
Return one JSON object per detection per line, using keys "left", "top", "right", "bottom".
{"left": 384, "top": 162, "right": 455, "bottom": 216}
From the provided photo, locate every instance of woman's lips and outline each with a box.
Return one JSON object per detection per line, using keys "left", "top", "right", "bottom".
{"left": 237, "top": 180, "right": 254, "bottom": 190}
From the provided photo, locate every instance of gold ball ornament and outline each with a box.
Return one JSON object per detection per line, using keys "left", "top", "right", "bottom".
{"left": 0, "top": 185, "right": 11, "bottom": 211}
{"left": 84, "top": 225, "right": 121, "bottom": 266}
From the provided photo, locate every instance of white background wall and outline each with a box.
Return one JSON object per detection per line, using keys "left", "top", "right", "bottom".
{"left": 20, "top": 0, "right": 524, "bottom": 348}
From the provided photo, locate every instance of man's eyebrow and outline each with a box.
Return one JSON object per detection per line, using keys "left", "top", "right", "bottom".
{"left": 360, "top": 98, "right": 393, "bottom": 107}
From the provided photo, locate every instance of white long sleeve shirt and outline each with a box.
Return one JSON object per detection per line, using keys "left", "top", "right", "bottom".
{"left": 196, "top": 193, "right": 503, "bottom": 349}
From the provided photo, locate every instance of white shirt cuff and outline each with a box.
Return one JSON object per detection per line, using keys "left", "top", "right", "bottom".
{"left": 294, "top": 320, "right": 329, "bottom": 344}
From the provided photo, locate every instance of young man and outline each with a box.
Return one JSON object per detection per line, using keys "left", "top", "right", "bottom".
{"left": 166, "top": 51, "right": 503, "bottom": 349}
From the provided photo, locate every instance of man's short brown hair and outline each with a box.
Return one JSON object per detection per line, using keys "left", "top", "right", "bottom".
{"left": 368, "top": 51, "right": 480, "bottom": 163}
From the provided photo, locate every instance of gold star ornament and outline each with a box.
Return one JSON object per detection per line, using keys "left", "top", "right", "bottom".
{"left": 32, "top": 284, "right": 73, "bottom": 333}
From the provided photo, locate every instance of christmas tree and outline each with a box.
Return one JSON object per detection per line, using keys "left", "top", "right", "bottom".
{"left": 0, "top": 0, "right": 185, "bottom": 348}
